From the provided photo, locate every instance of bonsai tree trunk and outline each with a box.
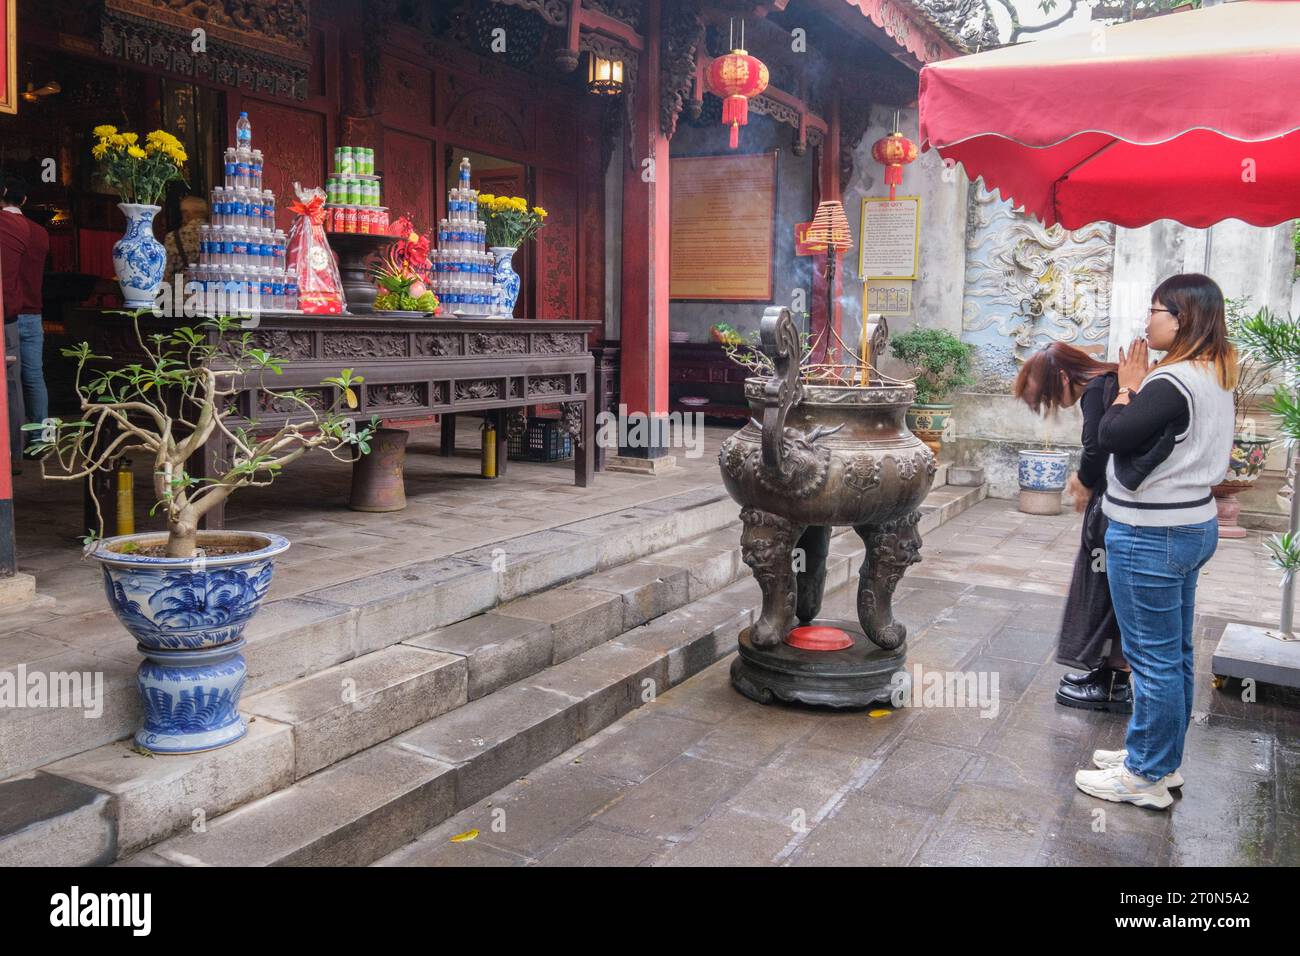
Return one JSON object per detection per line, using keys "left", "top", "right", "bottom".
{"left": 166, "top": 521, "right": 199, "bottom": 558}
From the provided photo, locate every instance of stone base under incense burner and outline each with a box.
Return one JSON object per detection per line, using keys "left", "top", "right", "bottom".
{"left": 731, "top": 622, "right": 905, "bottom": 709}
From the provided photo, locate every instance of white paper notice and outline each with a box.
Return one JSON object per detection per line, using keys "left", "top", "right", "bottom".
{"left": 859, "top": 197, "right": 920, "bottom": 280}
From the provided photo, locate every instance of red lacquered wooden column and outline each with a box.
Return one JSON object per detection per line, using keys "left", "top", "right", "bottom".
{"left": 618, "top": 0, "right": 671, "bottom": 449}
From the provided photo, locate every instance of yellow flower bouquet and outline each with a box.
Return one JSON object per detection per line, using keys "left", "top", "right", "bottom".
{"left": 477, "top": 193, "right": 548, "bottom": 248}
{"left": 91, "top": 125, "right": 188, "bottom": 206}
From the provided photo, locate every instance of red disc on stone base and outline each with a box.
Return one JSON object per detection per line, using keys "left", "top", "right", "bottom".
{"left": 785, "top": 625, "right": 854, "bottom": 652}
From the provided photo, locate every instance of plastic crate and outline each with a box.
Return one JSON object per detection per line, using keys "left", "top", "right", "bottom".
{"left": 507, "top": 417, "right": 573, "bottom": 462}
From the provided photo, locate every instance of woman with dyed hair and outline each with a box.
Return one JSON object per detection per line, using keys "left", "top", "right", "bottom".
{"left": 1013, "top": 342, "right": 1128, "bottom": 711}
{"left": 1075, "top": 273, "right": 1236, "bottom": 810}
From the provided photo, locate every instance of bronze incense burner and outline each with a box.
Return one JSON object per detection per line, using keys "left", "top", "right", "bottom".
{"left": 718, "top": 307, "right": 935, "bottom": 706}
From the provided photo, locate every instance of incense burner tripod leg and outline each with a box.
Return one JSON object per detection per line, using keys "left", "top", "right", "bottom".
{"left": 740, "top": 507, "right": 803, "bottom": 648}
{"left": 854, "top": 511, "right": 923, "bottom": 650}
{"left": 795, "top": 524, "right": 833, "bottom": 624}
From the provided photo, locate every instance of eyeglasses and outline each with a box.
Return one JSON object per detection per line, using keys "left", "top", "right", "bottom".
{"left": 1149, "top": 307, "right": 1178, "bottom": 316}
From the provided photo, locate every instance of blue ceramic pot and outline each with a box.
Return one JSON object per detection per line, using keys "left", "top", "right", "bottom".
{"left": 491, "top": 245, "right": 520, "bottom": 317}
{"left": 1018, "top": 449, "right": 1070, "bottom": 492}
{"left": 92, "top": 531, "right": 289, "bottom": 651}
{"left": 136, "top": 640, "right": 248, "bottom": 753}
{"left": 112, "top": 203, "right": 167, "bottom": 308}
{"left": 91, "top": 531, "right": 289, "bottom": 754}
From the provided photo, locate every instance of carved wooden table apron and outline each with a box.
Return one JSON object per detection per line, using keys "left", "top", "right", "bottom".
{"left": 79, "top": 313, "right": 599, "bottom": 530}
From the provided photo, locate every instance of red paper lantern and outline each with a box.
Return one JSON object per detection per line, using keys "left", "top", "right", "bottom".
{"left": 871, "top": 131, "right": 919, "bottom": 197}
{"left": 706, "top": 49, "right": 769, "bottom": 149}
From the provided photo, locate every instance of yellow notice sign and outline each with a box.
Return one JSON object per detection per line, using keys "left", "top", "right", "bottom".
{"left": 859, "top": 196, "right": 920, "bottom": 280}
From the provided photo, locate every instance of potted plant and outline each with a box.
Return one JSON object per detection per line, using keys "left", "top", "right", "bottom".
{"left": 477, "top": 194, "right": 547, "bottom": 317}
{"left": 888, "top": 327, "right": 975, "bottom": 455}
{"left": 1214, "top": 301, "right": 1279, "bottom": 536}
{"left": 27, "top": 312, "right": 373, "bottom": 754}
{"left": 91, "top": 125, "right": 188, "bottom": 308}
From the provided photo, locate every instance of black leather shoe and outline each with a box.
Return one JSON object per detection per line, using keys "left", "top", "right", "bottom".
{"left": 1056, "top": 668, "right": 1132, "bottom": 713}
{"left": 1062, "top": 668, "right": 1104, "bottom": 687}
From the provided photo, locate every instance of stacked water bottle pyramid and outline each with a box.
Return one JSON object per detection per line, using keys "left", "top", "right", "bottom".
{"left": 196, "top": 112, "right": 298, "bottom": 311}
{"left": 431, "top": 158, "right": 495, "bottom": 315}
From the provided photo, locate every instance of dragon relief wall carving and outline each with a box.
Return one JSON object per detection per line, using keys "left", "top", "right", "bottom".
{"left": 962, "top": 183, "right": 1116, "bottom": 366}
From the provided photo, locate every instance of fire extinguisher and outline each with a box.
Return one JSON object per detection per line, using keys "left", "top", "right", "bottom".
{"left": 481, "top": 420, "right": 497, "bottom": 479}
{"left": 116, "top": 457, "right": 135, "bottom": 536}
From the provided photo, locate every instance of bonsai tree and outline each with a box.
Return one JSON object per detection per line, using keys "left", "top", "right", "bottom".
{"left": 888, "top": 327, "right": 976, "bottom": 404}
{"left": 28, "top": 311, "right": 374, "bottom": 558}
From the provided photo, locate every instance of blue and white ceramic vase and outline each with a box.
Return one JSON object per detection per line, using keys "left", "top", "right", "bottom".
{"left": 136, "top": 640, "right": 248, "bottom": 753}
{"left": 490, "top": 245, "right": 520, "bottom": 318}
{"left": 112, "top": 202, "right": 166, "bottom": 309}
{"left": 1018, "top": 449, "right": 1070, "bottom": 491}
{"left": 91, "top": 530, "right": 290, "bottom": 754}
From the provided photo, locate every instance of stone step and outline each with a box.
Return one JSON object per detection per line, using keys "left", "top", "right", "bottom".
{"left": 15, "top": 480, "right": 984, "bottom": 865}
{"left": 4, "top": 495, "right": 754, "bottom": 862}
{"left": 0, "top": 487, "right": 738, "bottom": 783}
{"left": 136, "top": 573, "right": 777, "bottom": 867}
{"left": 126, "top": 483, "right": 985, "bottom": 868}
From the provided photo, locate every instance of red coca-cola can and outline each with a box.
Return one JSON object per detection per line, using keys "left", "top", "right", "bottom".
{"left": 341, "top": 206, "right": 357, "bottom": 233}
{"left": 325, "top": 206, "right": 337, "bottom": 232}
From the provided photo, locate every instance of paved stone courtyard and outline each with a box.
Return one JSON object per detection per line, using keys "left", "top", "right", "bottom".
{"left": 376, "top": 500, "right": 1298, "bottom": 867}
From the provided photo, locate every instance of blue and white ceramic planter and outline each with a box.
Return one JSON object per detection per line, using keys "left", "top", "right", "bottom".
{"left": 91, "top": 531, "right": 289, "bottom": 754}
{"left": 136, "top": 640, "right": 248, "bottom": 753}
{"left": 112, "top": 203, "right": 167, "bottom": 309}
{"left": 491, "top": 245, "right": 520, "bottom": 317}
{"left": 1018, "top": 449, "right": 1070, "bottom": 491}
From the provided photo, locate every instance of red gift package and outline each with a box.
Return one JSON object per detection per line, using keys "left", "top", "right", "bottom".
{"left": 286, "top": 183, "right": 344, "bottom": 315}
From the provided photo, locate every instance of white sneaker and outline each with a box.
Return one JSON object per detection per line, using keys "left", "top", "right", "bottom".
{"left": 1075, "top": 765, "right": 1173, "bottom": 809}
{"left": 1092, "top": 748, "right": 1184, "bottom": 789}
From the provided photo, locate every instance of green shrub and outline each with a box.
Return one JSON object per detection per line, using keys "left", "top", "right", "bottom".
{"left": 888, "top": 328, "right": 975, "bottom": 404}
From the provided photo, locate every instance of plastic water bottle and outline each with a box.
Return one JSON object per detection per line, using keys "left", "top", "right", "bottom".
{"left": 236, "top": 112, "right": 252, "bottom": 150}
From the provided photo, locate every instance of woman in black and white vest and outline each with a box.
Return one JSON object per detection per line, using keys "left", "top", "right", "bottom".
{"left": 1074, "top": 274, "right": 1236, "bottom": 810}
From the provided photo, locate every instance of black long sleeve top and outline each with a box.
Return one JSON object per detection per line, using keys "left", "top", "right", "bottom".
{"left": 1076, "top": 372, "right": 1117, "bottom": 489}
{"left": 1097, "top": 376, "right": 1191, "bottom": 491}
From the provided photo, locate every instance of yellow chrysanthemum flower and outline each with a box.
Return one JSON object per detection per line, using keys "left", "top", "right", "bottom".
{"left": 122, "top": 132, "right": 138, "bottom": 145}
{"left": 479, "top": 193, "right": 495, "bottom": 204}
{"left": 147, "top": 130, "right": 180, "bottom": 148}
{"left": 532, "top": 206, "right": 548, "bottom": 219}
{"left": 93, "top": 125, "right": 118, "bottom": 138}
{"left": 110, "top": 134, "right": 128, "bottom": 147}
{"left": 127, "top": 145, "right": 146, "bottom": 159}
{"left": 91, "top": 143, "right": 108, "bottom": 160}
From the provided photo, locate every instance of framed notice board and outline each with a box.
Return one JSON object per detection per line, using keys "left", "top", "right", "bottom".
{"left": 859, "top": 196, "right": 920, "bottom": 280}
{"left": 670, "top": 153, "right": 776, "bottom": 301}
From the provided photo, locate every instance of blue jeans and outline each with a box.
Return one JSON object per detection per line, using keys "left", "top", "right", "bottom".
{"left": 16, "top": 314, "right": 47, "bottom": 438}
{"left": 1105, "top": 517, "right": 1218, "bottom": 781}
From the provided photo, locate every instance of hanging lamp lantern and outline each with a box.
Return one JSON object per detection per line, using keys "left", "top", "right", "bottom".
{"left": 587, "top": 52, "right": 625, "bottom": 96}
{"left": 706, "top": 21, "right": 769, "bottom": 149}
{"left": 870, "top": 128, "right": 919, "bottom": 200}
